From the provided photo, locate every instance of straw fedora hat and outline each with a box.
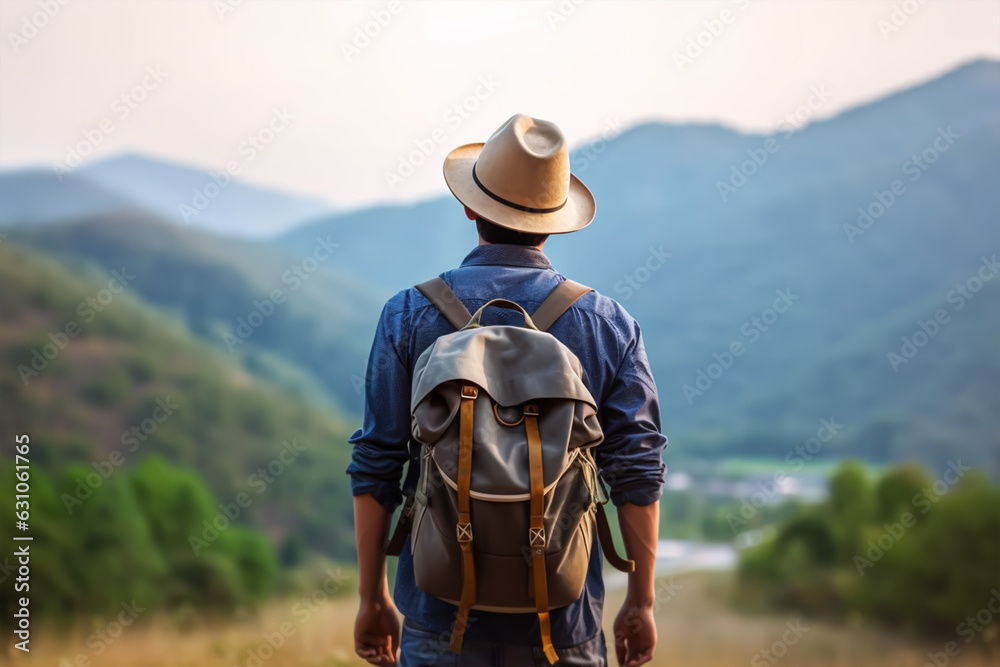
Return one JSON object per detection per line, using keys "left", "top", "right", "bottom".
{"left": 443, "top": 114, "right": 596, "bottom": 235}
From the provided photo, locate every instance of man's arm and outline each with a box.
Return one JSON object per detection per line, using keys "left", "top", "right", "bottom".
{"left": 354, "top": 494, "right": 392, "bottom": 605}
{"left": 594, "top": 317, "right": 667, "bottom": 667}
{"left": 353, "top": 493, "right": 398, "bottom": 665}
{"left": 347, "top": 297, "right": 413, "bottom": 664}
{"left": 614, "top": 501, "right": 660, "bottom": 667}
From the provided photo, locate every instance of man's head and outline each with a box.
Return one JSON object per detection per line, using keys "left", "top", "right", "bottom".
{"left": 443, "top": 114, "right": 596, "bottom": 243}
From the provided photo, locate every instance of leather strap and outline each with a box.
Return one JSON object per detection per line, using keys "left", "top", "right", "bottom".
{"left": 416, "top": 277, "right": 473, "bottom": 330}
{"left": 383, "top": 494, "right": 413, "bottom": 557}
{"left": 449, "top": 385, "right": 478, "bottom": 655}
{"left": 525, "top": 404, "right": 559, "bottom": 665}
{"left": 596, "top": 504, "right": 636, "bottom": 573}
{"left": 531, "top": 280, "right": 593, "bottom": 332}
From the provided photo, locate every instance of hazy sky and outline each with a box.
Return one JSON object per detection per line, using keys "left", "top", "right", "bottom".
{"left": 1, "top": 0, "right": 998, "bottom": 209}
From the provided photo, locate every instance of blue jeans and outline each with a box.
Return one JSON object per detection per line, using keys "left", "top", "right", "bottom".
{"left": 399, "top": 618, "right": 608, "bottom": 666}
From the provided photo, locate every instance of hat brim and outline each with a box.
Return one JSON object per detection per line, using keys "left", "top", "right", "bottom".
{"left": 443, "top": 143, "right": 596, "bottom": 235}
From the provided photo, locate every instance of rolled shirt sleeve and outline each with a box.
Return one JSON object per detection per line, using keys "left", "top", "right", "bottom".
{"left": 593, "top": 318, "right": 668, "bottom": 507}
{"left": 346, "top": 296, "right": 413, "bottom": 513}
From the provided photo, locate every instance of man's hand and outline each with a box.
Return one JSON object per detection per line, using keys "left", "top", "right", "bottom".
{"left": 354, "top": 592, "right": 401, "bottom": 665}
{"left": 613, "top": 598, "right": 656, "bottom": 667}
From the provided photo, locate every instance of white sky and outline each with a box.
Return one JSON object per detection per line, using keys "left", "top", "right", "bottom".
{"left": 1, "top": 0, "right": 998, "bottom": 209}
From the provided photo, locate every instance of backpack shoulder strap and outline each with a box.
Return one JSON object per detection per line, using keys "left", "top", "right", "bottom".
{"left": 531, "top": 279, "right": 593, "bottom": 332}
{"left": 415, "top": 276, "right": 473, "bottom": 330}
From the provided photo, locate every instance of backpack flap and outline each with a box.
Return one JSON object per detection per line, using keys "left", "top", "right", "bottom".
{"left": 411, "top": 326, "right": 602, "bottom": 499}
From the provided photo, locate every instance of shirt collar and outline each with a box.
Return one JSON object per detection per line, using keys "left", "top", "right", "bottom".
{"left": 459, "top": 243, "right": 553, "bottom": 270}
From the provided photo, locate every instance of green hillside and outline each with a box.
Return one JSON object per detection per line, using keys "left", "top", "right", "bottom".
{"left": 0, "top": 241, "right": 359, "bottom": 560}
{"left": 7, "top": 210, "right": 383, "bottom": 413}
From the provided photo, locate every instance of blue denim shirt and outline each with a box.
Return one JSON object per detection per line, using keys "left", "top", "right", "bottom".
{"left": 347, "top": 243, "right": 667, "bottom": 648}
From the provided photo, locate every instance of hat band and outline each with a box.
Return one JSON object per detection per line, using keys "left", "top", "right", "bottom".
{"left": 472, "top": 162, "right": 567, "bottom": 214}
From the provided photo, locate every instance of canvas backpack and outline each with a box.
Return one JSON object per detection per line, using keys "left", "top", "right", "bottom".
{"left": 383, "top": 276, "right": 635, "bottom": 664}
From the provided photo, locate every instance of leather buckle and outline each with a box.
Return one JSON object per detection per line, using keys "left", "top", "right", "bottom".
{"left": 457, "top": 522, "right": 473, "bottom": 543}
{"left": 524, "top": 404, "right": 539, "bottom": 417}
{"left": 493, "top": 402, "right": 525, "bottom": 427}
{"left": 529, "top": 527, "right": 546, "bottom": 548}
{"left": 461, "top": 385, "right": 479, "bottom": 400}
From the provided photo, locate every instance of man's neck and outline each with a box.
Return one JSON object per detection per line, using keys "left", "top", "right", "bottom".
{"left": 478, "top": 237, "right": 546, "bottom": 251}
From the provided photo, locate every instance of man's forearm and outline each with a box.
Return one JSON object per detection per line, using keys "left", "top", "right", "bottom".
{"left": 354, "top": 493, "right": 393, "bottom": 602}
{"left": 617, "top": 501, "right": 660, "bottom": 605}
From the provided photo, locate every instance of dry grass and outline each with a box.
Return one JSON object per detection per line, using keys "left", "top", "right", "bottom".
{"left": 603, "top": 573, "right": 998, "bottom": 667}
{"left": 8, "top": 573, "right": 998, "bottom": 666}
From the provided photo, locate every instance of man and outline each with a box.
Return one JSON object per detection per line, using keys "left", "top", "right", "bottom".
{"left": 348, "top": 114, "right": 667, "bottom": 666}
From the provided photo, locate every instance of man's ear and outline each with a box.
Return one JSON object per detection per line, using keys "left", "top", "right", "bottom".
{"left": 464, "top": 206, "right": 477, "bottom": 221}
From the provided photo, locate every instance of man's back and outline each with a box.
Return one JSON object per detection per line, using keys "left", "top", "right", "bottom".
{"left": 348, "top": 243, "right": 667, "bottom": 651}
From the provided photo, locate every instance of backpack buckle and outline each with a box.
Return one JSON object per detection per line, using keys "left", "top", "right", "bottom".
{"left": 529, "top": 527, "right": 546, "bottom": 548}
{"left": 461, "top": 385, "right": 479, "bottom": 400}
{"left": 493, "top": 402, "right": 525, "bottom": 427}
{"left": 523, "top": 404, "right": 539, "bottom": 417}
{"left": 456, "top": 522, "right": 473, "bottom": 543}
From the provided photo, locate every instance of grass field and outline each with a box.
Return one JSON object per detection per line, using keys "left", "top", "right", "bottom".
{"left": 8, "top": 573, "right": 997, "bottom": 667}
{"left": 712, "top": 457, "right": 889, "bottom": 477}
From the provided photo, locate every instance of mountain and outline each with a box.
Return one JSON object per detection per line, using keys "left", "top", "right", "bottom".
{"left": 0, "top": 168, "right": 136, "bottom": 223}
{"left": 0, "top": 153, "right": 335, "bottom": 237}
{"left": 0, "top": 242, "right": 358, "bottom": 559}
{"left": 274, "top": 58, "right": 1000, "bottom": 469}
{"left": 3, "top": 59, "right": 997, "bottom": 471}
{"left": 6, "top": 210, "right": 382, "bottom": 413}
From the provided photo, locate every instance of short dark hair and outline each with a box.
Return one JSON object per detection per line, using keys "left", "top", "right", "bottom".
{"left": 475, "top": 216, "right": 549, "bottom": 247}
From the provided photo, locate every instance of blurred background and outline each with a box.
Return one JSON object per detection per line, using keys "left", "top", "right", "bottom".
{"left": 1, "top": 1, "right": 998, "bottom": 665}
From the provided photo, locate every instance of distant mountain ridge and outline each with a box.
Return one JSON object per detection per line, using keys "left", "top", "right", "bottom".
{"left": 0, "top": 153, "right": 336, "bottom": 237}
